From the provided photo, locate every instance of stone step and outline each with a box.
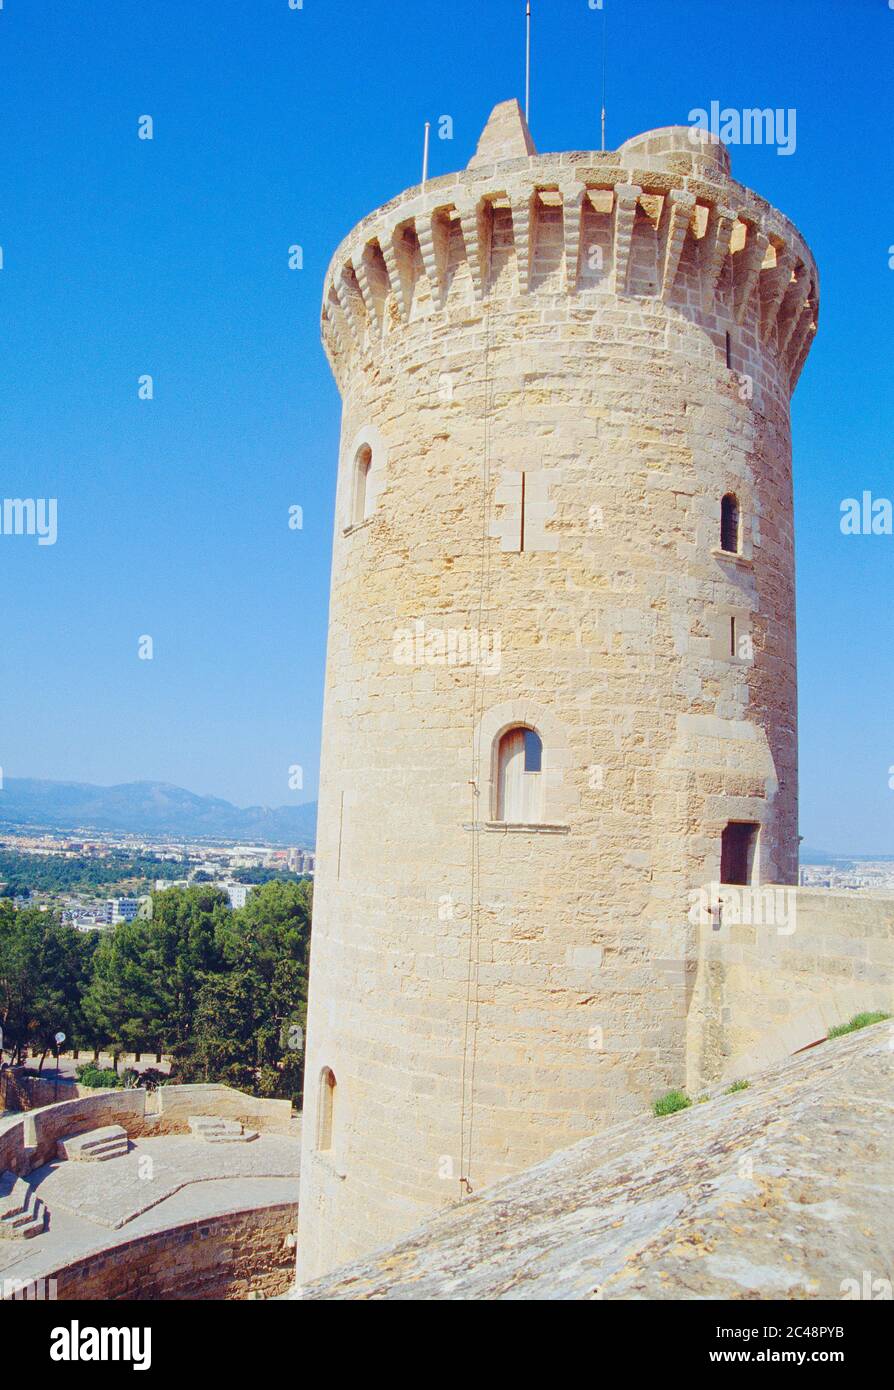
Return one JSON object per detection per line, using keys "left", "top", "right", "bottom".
{"left": 0, "top": 1211, "right": 46, "bottom": 1239}
{"left": 188, "top": 1115, "right": 244, "bottom": 1137}
{"left": 1, "top": 1199, "right": 45, "bottom": 1236}
{"left": 57, "top": 1124, "right": 130, "bottom": 1162}
{"left": 13, "top": 1214, "right": 46, "bottom": 1240}
{"left": 10, "top": 1202, "right": 46, "bottom": 1239}
{"left": 0, "top": 1171, "right": 31, "bottom": 1219}
{"left": 70, "top": 1123, "right": 128, "bottom": 1151}
{"left": 80, "top": 1140, "right": 130, "bottom": 1162}
{"left": 187, "top": 1115, "right": 259, "bottom": 1142}
{"left": 0, "top": 1174, "right": 47, "bottom": 1240}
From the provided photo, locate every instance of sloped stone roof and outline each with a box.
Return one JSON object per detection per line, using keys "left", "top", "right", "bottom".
{"left": 300, "top": 1024, "right": 892, "bottom": 1300}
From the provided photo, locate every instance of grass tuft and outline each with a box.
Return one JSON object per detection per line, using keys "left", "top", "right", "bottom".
{"left": 725, "top": 1079, "right": 750, "bottom": 1094}
{"left": 827, "top": 1011, "right": 891, "bottom": 1040}
{"left": 652, "top": 1089, "right": 692, "bottom": 1117}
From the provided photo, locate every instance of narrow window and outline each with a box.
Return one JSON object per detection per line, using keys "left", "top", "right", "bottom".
{"left": 336, "top": 790, "right": 345, "bottom": 882}
{"left": 352, "top": 445, "right": 372, "bottom": 528}
{"left": 517, "top": 469, "right": 525, "bottom": 550}
{"left": 720, "top": 493, "right": 740, "bottom": 554}
{"left": 725, "top": 331, "right": 732, "bottom": 369}
{"left": 720, "top": 822, "right": 759, "bottom": 885}
{"left": 496, "top": 726, "right": 543, "bottom": 823}
{"left": 729, "top": 614, "right": 737, "bottom": 658}
{"left": 317, "top": 1066, "right": 336, "bottom": 1151}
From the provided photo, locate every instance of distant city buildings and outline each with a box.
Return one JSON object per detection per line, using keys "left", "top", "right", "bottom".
{"left": 1, "top": 830, "right": 315, "bottom": 927}
{"left": 109, "top": 897, "right": 139, "bottom": 924}
{"left": 799, "top": 862, "right": 894, "bottom": 892}
{"left": 288, "top": 848, "right": 315, "bottom": 874}
{"left": 63, "top": 897, "right": 142, "bottom": 931}
{"left": 222, "top": 882, "right": 254, "bottom": 910}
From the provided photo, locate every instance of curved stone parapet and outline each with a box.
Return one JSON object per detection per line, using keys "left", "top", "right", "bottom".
{"left": 1, "top": 1198, "right": 297, "bottom": 1302}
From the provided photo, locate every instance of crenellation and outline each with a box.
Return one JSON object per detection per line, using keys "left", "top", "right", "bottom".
{"left": 562, "top": 188, "right": 586, "bottom": 291}
{"left": 333, "top": 268, "right": 364, "bottom": 350}
{"left": 760, "top": 242, "right": 796, "bottom": 340}
{"left": 789, "top": 320, "right": 817, "bottom": 392}
{"left": 322, "top": 152, "right": 818, "bottom": 398}
{"left": 352, "top": 251, "right": 379, "bottom": 332}
{"left": 377, "top": 232, "right": 407, "bottom": 323}
{"left": 609, "top": 183, "right": 641, "bottom": 294}
{"left": 659, "top": 187, "right": 696, "bottom": 302}
{"left": 700, "top": 203, "right": 736, "bottom": 298}
{"left": 414, "top": 213, "right": 443, "bottom": 307}
{"left": 530, "top": 194, "right": 565, "bottom": 294}
{"left": 733, "top": 224, "right": 770, "bottom": 324}
{"left": 510, "top": 192, "right": 534, "bottom": 294}
{"left": 776, "top": 266, "right": 814, "bottom": 360}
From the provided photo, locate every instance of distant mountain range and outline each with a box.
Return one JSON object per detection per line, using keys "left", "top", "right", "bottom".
{"left": 0, "top": 778, "right": 317, "bottom": 848}
{"left": 0, "top": 780, "right": 882, "bottom": 862}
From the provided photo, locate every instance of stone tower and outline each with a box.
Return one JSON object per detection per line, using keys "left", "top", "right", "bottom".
{"left": 297, "top": 101, "right": 819, "bottom": 1281}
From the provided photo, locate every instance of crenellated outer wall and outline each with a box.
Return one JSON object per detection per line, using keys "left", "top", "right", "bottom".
{"left": 297, "top": 124, "right": 819, "bottom": 1281}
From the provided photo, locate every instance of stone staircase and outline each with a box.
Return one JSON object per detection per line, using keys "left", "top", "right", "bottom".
{"left": 188, "top": 1115, "right": 258, "bottom": 1144}
{"left": 0, "top": 1171, "right": 47, "bottom": 1240}
{"left": 57, "top": 1124, "right": 130, "bottom": 1163}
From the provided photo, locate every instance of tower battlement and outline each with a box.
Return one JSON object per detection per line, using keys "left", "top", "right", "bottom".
{"left": 322, "top": 105, "right": 818, "bottom": 397}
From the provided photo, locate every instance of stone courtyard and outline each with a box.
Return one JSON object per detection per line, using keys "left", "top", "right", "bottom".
{"left": 0, "top": 1086, "right": 300, "bottom": 1299}
{"left": 26, "top": 1131, "right": 299, "bottom": 1230}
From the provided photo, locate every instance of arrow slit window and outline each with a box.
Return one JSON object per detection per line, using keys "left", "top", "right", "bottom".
{"left": 720, "top": 493, "right": 740, "bottom": 554}
{"left": 352, "top": 445, "right": 373, "bottom": 528}
{"left": 317, "top": 1067, "right": 336, "bottom": 1151}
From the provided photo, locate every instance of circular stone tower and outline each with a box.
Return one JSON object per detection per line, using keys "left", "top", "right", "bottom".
{"left": 297, "top": 101, "right": 819, "bottom": 1281}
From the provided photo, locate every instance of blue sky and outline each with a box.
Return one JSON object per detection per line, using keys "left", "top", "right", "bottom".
{"left": 1, "top": 0, "right": 892, "bottom": 854}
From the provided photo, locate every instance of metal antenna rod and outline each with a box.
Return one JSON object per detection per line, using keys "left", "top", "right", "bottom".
{"left": 422, "top": 120, "right": 431, "bottom": 187}
{"left": 525, "top": 2, "right": 531, "bottom": 124}
{"left": 600, "top": 5, "right": 607, "bottom": 152}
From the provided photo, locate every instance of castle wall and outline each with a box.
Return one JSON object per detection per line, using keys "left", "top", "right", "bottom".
{"left": 2, "top": 1202, "right": 297, "bottom": 1302}
{"left": 24, "top": 1090, "right": 147, "bottom": 1169}
{"left": 0, "top": 1113, "right": 27, "bottom": 1176}
{"left": 0, "top": 1083, "right": 294, "bottom": 1175}
{"left": 1, "top": 1072, "right": 84, "bottom": 1111}
{"left": 687, "top": 890, "right": 894, "bottom": 1089}
{"left": 299, "top": 116, "right": 819, "bottom": 1280}
{"left": 151, "top": 1084, "right": 293, "bottom": 1135}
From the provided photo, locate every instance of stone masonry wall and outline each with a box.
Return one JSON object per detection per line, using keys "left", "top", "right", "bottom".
{"left": 298, "top": 109, "right": 820, "bottom": 1280}
{"left": 151, "top": 1084, "right": 293, "bottom": 1135}
{"left": 25, "top": 1090, "right": 147, "bottom": 1169}
{"left": 15, "top": 1203, "right": 297, "bottom": 1302}
{"left": 686, "top": 890, "right": 894, "bottom": 1089}
{"left": 4, "top": 1073, "right": 83, "bottom": 1111}
{"left": 0, "top": 1083, "right": 292, "bottom": 1175}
